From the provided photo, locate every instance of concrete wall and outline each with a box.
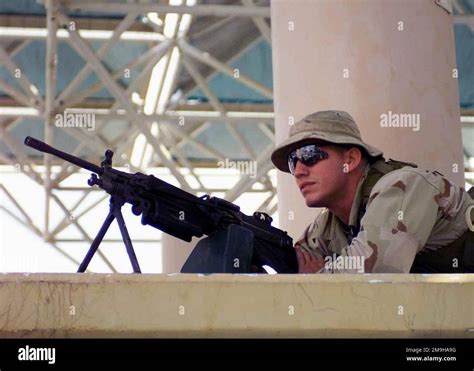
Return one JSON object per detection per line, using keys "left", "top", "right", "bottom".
{"left": 1, "top": 273, "right": 473, "bottom": 337}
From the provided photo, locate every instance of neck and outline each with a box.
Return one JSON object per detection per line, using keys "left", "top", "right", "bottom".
{"left": 329, "top": 170, "right": 365, "bottom": 226}
{"left": 329, "top": 194, "right": 354, "bottom": 226}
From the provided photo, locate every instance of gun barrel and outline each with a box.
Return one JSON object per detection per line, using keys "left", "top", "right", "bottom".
{"left": 24, "top": 136, "right": 103, "bottom": 174}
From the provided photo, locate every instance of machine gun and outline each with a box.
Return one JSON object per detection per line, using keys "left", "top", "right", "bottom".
{"left": 24, "top": 136, "right": 297, "bottom": 274}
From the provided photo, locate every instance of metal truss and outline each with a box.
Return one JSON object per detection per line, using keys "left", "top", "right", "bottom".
{"left": 0, "top": 0, "right": 276, "bottom": 272}
{"left": 453, "top": 0, "right": 474, "bottom": 31}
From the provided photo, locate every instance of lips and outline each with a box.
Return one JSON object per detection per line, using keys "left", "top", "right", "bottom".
{"left": 299, "top": 182, "right": 314, "bottom": 192}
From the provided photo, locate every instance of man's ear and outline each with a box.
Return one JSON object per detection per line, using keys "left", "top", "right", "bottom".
{"left": 345, "top": 147, "right": 363, "bottom": 172}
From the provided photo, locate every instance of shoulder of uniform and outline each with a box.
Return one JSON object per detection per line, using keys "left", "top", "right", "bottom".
{"left": 372, "top": 166, "right": 446, "bottom": 194}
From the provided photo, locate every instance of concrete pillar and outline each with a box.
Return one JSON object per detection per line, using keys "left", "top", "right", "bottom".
{"left": 161, "top": 233, "right": 196, "bottom": 273}
{"left": 271, "top": 0, "right": 464, "bottom": 239}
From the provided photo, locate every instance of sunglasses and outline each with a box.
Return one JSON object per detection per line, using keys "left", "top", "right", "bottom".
{"left": 288, "top": 144, "right": 329, "bottom": 174}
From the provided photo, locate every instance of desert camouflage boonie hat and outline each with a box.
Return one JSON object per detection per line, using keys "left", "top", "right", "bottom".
{"left": 271, "top": 110, "right": 384, "bottom": 173}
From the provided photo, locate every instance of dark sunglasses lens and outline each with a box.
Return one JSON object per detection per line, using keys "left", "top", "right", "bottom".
{"left": 288, "top": 153, "right": 298, "bottom": 174}
{"left": 288, "top": 145, "right": 328, "bottom": 174}
{"left": 302, "top": 154, "right": 319, "bottom": 166}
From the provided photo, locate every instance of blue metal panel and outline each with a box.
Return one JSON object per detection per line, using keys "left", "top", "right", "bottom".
{"left": 181, "top": 122, "right": 272, "bottom": 161}
{"left": 0, "top": 40, "right": 150, "bottom": 99}
{"left": 454, "top": 24, "right": 474, "bottom": 110}
{"left": 0, "top": 0, "right": 126, "bottom": 18}
{"left": 189, "top": 40, "right": 273, "bottom": 104}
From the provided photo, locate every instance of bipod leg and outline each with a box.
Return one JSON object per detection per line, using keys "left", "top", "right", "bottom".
{"left": 114, "top": 204, "right": 141, "bottom": 273}
{"left": 77, "top": 209, "right": 115, "bottom": 273}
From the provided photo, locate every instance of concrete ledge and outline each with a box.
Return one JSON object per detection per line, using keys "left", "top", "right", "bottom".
{"left": 0, "top": 273, "right": 473, "bottom": 338}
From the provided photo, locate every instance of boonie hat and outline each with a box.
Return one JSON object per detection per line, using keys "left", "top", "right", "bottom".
{"left": 271, "top": 110, "right": 384, "bottom": 173}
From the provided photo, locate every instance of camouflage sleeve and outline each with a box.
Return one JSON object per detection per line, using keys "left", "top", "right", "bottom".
{"left": 294, "top": 218, "right": 326, "bottom": 259}
{"left": 334, "top": 169, "right": 444, "bottom": 273}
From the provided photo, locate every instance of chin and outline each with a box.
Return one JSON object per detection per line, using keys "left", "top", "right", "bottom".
{"left": 306, "top": 200, "right": 321, "bottom": 208}
{"left": 303, "top": 195, "right": 325, "bottom": 208}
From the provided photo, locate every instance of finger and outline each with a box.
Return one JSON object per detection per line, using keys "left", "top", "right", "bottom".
{"left": 309, "top": 256, "right": 325, "bottom": 271}
{"left": 295, "top": 247, "right": 307, "bottom": 266}
{"left": 301, "top": 249, "right": 314, "bottom": 264}
{"left": 302, "top": 251, "right": 325, "bottom": 272}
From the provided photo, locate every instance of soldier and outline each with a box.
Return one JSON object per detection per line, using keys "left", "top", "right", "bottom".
{"left": 271, "top": 110, "right": 474, "bottom": 273}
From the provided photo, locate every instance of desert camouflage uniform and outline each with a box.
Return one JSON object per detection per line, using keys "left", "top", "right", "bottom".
{"left": 295, "top": 162, "right": 474, "bottom": 273}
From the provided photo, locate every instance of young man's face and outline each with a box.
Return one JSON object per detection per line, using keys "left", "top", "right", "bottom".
{"left": 292, "top": 144, "right": 350, "bottom": 208}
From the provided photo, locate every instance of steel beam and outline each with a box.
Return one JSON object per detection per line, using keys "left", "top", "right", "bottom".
{"left": 181, "top": 54, "right": 256, "bottom": 159}
{"left": 170, "top": 36, "right": 264, "bottom": 107}
{"left": 241, "top": 0, "right": 271, "bottom": 44}
{"left": 57, "top": 11, "right": 140, "bottom": 105}
{"left": 0, "top": 185, "right": 84, "bottom": 270}
{"left": 224, "top": 144, "right": 274, "bottom": 202}
{"left": 60, "top": 2, "right": 271, "bottom": 18}
{"left": 44, "top": 0, "right": 59, "bottom": 240}
{"left": 0, "top": 45, "right": 43, "bottom": 107}
{"left": 59, "top": 11, "right": 193, "bottom": 192}
{"left": 49, "top": 191, "right": 117, "bottom": 272}
{"left": 0, "top": 128, "right": 44, "bottom": 185}
{"left": 0, "top": 106, "right": 275, "bottom": 123}
{"left": 178, "top": 39, "right": 273, "bottom": 99}
{"left": 51, "top": 194, "right": 108, "bottom": 236}
{"left": 0, "top": 205, "right": 85, "bottom": 269}
{"left": 0, "top": 184, "right": 42, "bottom": 237}
{"left": 0, "top": 81, "right": 34, "bottom": 108}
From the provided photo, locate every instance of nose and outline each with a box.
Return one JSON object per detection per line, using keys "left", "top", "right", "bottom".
{"left": 293, "top": 160, "right": 309, "bottom": 178}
